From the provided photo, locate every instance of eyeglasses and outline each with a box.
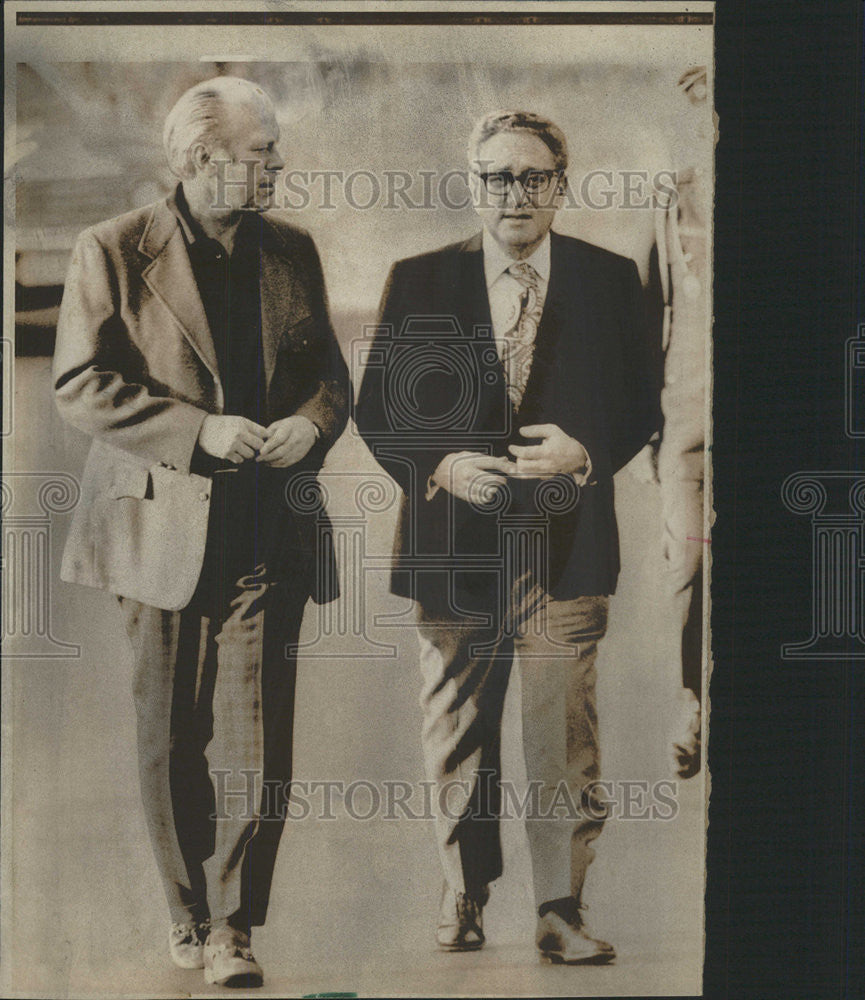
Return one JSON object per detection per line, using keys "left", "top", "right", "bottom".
{"left": 472, "top": 169, "right": 562, "bottom": 196}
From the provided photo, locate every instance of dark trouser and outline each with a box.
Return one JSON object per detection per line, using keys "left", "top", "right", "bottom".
{"left": 417, "top": 576, "right": 609, "bottom": 910}
{"left": 118, "top": 564, "right": 307, "bottom": 929}
{"left": 680, "top": 563, "right": 703, "bottom": 696}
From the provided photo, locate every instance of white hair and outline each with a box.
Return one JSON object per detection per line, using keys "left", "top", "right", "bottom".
{"left": 163, "top": 76, "right": 273, "bottom": 179}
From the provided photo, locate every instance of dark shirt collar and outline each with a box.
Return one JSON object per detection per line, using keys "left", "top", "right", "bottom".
{"left": 168, "top": 183, "right": 259, "bottom": 253}
{"left": 167, "top": 183, "right": 203, "bottom": 244}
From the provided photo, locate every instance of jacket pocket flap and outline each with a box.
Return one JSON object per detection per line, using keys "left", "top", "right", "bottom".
{"left": 107, "top": 465, "right": 152, "bottom": 500}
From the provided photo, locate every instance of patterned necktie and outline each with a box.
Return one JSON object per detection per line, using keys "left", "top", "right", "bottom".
{"left": 501, "top": 261, "right": 544, "bottom": 408}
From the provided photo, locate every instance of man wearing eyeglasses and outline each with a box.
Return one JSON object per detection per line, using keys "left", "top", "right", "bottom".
{"left": 356, "top": 111, "right": 659, "bottom": 964}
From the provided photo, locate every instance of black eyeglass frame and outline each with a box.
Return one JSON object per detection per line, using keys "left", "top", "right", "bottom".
{"left": 471, "top": 168, "right": 565, "bottom": 197}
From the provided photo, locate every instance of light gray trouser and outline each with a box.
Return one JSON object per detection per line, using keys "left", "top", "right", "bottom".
{"left": 418, "top": 581, "right": 609, "bottom": 910}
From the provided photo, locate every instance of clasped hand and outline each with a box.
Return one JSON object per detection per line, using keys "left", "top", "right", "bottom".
{"left": 431, "top": 426, "right": 588, "bottom": 505}
{"left": 507, "top": 424, "right": 588, "bottom": 477}
{"left": 431, "top": 452, "right": 514, "bottom": 505}
{"left": 198, "top": 414, "right": 317, "bottom": 467}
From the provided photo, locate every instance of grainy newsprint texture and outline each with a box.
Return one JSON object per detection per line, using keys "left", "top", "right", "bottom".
{"left": 3, "top": 3, "right": 714, "bottom": 996}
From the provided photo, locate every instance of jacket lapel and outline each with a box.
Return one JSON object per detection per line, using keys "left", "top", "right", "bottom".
{"left": 457, "top": 234, "right": 510, "bottom": 435}
{"left": 139, "top": 201, "right": 219, "bottom": 380}
{"left": 518, "top": 231, "right": 586, "bottom": 417}
{"left": 457, "top": 232, "right": 490, "bottom": 330}
{"left": 259, "top": 217, "right": 311, "bottom": 390}
{"left": 545, "top": 230, "right": 583, "bottom": 328}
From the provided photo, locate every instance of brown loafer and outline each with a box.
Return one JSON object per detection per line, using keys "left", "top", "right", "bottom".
{"left": 536, "top": 901, "right": 615, "bottom": 965}
{"left": 436, "top": 883, "right": 489, "bottom": 951}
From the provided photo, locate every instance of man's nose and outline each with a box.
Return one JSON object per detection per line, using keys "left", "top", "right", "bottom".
{"left": 266, "top": 149, "right": 285, "bottom": 172}
{"left": 506, "top": 178, "right": 531, "bottom": 208}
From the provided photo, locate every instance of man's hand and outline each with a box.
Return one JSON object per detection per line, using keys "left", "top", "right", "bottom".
{"left": 508, "top": 424, "right": 588, "bottom": 477}
{"left": 257, "top": 415, "right": 318, "bottom": 468}
{"left": 198, "top": 415, "right": 268, "bottom": 464}
{"left": 431, "top": 452, "right": 515, "bottom": 504}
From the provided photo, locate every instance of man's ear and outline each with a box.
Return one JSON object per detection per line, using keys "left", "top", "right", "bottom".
{"left": 191, "top": 142, "right": 211, "bottom": 174}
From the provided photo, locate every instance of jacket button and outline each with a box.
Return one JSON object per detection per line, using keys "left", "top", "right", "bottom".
{"left": 199, "top": 492, "right": 209, "bottom": 501}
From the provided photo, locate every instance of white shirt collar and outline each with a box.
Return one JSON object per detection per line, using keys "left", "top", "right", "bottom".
{"left": 482, "top": 229, "right": 552, "bottom": 288}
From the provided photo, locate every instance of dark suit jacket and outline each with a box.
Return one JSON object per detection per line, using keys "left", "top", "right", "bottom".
{"left": 355, "top": 230, "right": 660, "bottom": 617}
{"left": 54, "top": 197, "right": 349, "bottom": 610}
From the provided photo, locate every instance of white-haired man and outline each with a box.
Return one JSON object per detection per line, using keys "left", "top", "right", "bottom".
{"left": 54, "top": 76, "right": 349, "bottom": 987}
{"left": 357, "top": 110, "right": 660, "bottom": 963}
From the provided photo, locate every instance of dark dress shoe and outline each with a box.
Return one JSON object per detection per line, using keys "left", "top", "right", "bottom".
{"left": 436, "top": 883, "right": 489, "bottom": 951}
{"left": 536, "top": 900, "right": 616, "bottom": 965}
